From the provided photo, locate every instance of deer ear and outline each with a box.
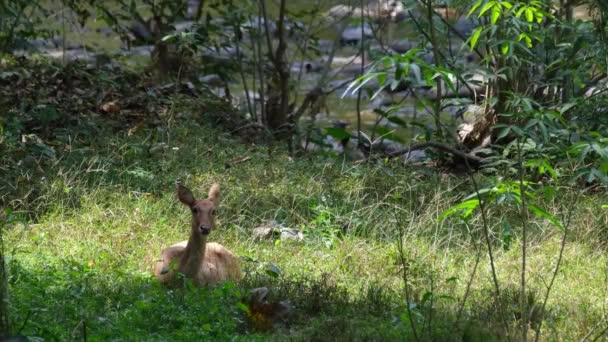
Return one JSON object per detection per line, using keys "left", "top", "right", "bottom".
{"left": 208, "top": 183, "right": 220, "bottom": 204}
{"left": 177, "top": 183, "right": 196, "bottom": 206}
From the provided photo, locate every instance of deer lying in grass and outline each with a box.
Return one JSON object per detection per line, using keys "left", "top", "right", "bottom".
{"left": 153, "top": 182, "right": 241, "bottom": 287}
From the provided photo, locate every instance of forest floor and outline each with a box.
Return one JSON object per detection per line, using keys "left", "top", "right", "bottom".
{"left": 2, "top": 57, "right": 608, "bottom": 341}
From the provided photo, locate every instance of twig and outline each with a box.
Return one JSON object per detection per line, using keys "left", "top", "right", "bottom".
{"left": 356, "top": 0, "right": 366, "bottom": 151}
{"left": 397, "top": 214, "right": 421, "bottom": 341}
{"left": 516, "top": 139, "right": 529, "bottom": 342}
{"left": 465, "top": 168, "right": 511, "bottom": 340}
{"left": 533, "top": 188, "right": 581, "bottom": 341}
{"left": 225, "top": 156, "right": 252, "bottom": 169}
{"left": 454, "top": 221, "right": 483, "bottom": 331}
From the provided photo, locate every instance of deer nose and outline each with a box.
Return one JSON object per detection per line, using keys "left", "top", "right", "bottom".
{"left": 199, "top": 225, "right": 211, "bottom": 235}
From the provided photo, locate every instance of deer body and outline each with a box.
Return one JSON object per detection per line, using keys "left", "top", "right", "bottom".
{"left": 153, "top": 183, "right": 241, "bottom": 287}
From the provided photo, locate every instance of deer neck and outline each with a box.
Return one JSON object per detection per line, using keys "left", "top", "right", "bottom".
{"left": 180, "top": 229, "right": 207, "bottom": 277}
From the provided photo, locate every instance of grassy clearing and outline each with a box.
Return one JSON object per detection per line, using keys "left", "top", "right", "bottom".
{"left": 2, "top": 59, "right": 608, "bottom": 341}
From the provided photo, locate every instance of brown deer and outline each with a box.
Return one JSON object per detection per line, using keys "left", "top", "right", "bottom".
{"left": 153, "top": 182, "right": 241, "bottom": 287}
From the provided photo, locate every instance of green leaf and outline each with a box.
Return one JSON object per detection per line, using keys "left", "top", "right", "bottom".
{"left": 470, "top": 27, "right": 483, "bottom": 50}
{"left": 500, "top": 1, "right": 513, "bottom": 9}
{"left": 501, "top": 221, "right": 513, "bottom": 250}
{"left": 265, "top": 263, "right": 281, "bottom": 278}
{"left": 501, "top": 42, "right": 509, "bottom": 55}
{"left": 468, "top": 0, "right": 484, "bottom": 16}
{"left": 528, "top": 204, "right": 564, "bottom": 230}
{"left": 439, "top": 199, "right": 480, "bottom": 220}
{"left": 491, "top": 6, "right": 501, "bottom": 24}
{"left": 377, "top": 73, "right": 387, "bottom": 86}
{"left": 342, "top": 72, "right": 386, "bottom": 98}
{"left": 496, "top": 126, "right": 511, "bottom": 140}
{"left": 479, "top": 1, "right": 495, "bottom": 16}
{"left": 525, "top": 8, "right": 534, "bottom": 22}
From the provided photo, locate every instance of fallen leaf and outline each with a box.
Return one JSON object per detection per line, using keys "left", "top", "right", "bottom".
{"left": 100, "top": 101, "right": 120, "bottom": 114}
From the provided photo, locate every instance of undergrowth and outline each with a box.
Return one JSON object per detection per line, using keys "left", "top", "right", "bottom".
{"left": 2, "top": 58, "right": 608, "bottom": 341}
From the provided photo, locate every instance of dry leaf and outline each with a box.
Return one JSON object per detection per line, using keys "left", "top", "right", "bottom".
{"left": 100, "top": 101, "right": 120, "bottom": 114}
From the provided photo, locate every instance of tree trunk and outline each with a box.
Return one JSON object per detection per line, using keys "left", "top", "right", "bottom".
{"left": 0, "top": 242, "right": 9, "bottom": 336}
{"left": 265, "top": 0, "right": 290, "bottom": 134}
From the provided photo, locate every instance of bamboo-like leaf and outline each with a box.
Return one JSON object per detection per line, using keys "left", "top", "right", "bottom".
{"left": 468, "top": 0, "right": 484, "bottom": 16}
{"left": 439, "top": 199, "right": 480, "bottom": 220}
{"left": 525, "top": 8, "right": 533, "bottom": 22}
{"left": 491, "top": 6, "right": 501, "bottom": 24}
{"left": 528, "top": 204, "right": 564, "bottom": 231}
{"left": 470, "top": 27, "right": 483, "bottom": 50}
{"left": 479, "top": 1, "right": 495, "bottom": 16}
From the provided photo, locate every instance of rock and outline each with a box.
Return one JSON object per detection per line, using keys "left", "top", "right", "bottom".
{"left": 251, "top": 221, "right": 302, "bottom": 242}
{"left": 454, "top": 18, "right": 480, "bottom": 38}
{"left": 318, "top": 40, "right": 334, "bottom": 54}
{"left": 464, "top": 52, "right": 479, "bottom": 64}
{"left": 96, "top": 27, "right": 113, "bottom": 36}
{"left": 28, "top": 37, "right": 61, "bottom": 50}
{"left": 118, "top": 45, "right": 154, "bottom": 57}
{"left": 173, "top": 21, "right": 195, "bottom": 33}
{"left": 290, "top": 60, "right": 323, "bottom": 73}
{"left": 422, "top": 51, "right": 435, "bottom": 65}
{"left": 42, "top": 48, "right": 98, "bottom": 63}
{"left": 252, "top": 220, "right": 279, "bottom": 240}
{"left": 199, "top": 74, "right": 224, "bottom": 87}
{"left": 340, "top": 24, "right": 373, "bottom": 45}
{"left": 390, "top": 40, "right": 413, "bottom": 54}
{"left": 243, "top": 16, "right": 277, "bottom": 36}
{"left": 378, "top": 0, "right": 409, "bottom": 22}
{"left": 185, "top": 0, "right": 201, "bottom": 19}
{"left": 253, "top": 226, "right": 275, "bottom": 240}
{"left": 402, "top": 149, "right": 427, "bottom": 162}
{"left": 280, "top": 227, "right": 304, "bottom": 242}
{"left": 327, "top": 1, "right": 408, "bottom": 22}
{"left": 128, "top": 20, "right": 153, "bottom": 43}
{"left": 327, "top": 5, "right": 354, "bottom": 19}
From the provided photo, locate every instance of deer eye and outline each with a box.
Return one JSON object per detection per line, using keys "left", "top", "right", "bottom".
{"left": 211, "top": 209, "right": 216, "bottom": 216}
{"left": 191, "top": 207, "right": 198, "bottom": 214}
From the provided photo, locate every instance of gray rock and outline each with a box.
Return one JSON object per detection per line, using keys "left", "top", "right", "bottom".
{"left": 199, "top": 74, "right": 224, "bottom": 87}
{"left": 340, "top": 24, "right": 373, "bottom": 45}
{"left": 173, "top": 21, "right": 195, "bottom": 33}
{"left": 185, "top": 0, "right": 201, "bottom": 19}
{"left": 454, "top": 18, "right": 480, "bottom": 38}
{"left": 243, "top": 16, "right": 277, "bottom": 36}
{"left": 280, "top": 227, "right": 304, "bottom": 242}
{"left": 290, "top": 60, "right": 323, "bottom": 74}
{"left": 390, "top": 40, "right": 413, "bottom": 54}
{"left": 252, "top": 220, "right": 279, "bottom": 240}
{"left": 96, "top": 27, "right": 113, "bottom": 37}
{"left": 253, "top": 226, "right": 275, "bottom": 240}
{"left": 318, "top": 40, "right": 334, "bottom": 54}
{"left": 118, "top": 45, "right": 154, "bottom": 57}
{"left": 129, "top": 20, "right": 153, "bottom": 43}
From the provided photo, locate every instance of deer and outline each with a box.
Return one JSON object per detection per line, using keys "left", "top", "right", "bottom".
{"left": 153, "top": 182, "right": 242, "bottom": 287}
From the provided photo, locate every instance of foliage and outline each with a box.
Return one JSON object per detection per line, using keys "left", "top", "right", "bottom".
{"left": 0, "top": 0, "right": 54, "bottom": 53}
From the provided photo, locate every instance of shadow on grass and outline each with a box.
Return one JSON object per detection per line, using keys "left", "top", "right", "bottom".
{"left": 6, "top": 257, "right": 506, "bottom": 341}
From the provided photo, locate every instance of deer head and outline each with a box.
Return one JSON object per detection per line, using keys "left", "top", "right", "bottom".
{"left": 177, "top": 182, "right": 220, "bottom": 236}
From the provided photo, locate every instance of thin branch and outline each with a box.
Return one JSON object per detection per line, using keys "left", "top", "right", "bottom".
{"left": 533, "top": 188, "right": 581, "bottom": 341}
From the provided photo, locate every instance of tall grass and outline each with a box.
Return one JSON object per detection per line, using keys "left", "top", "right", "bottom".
{"left": 2, "top": 67, "right": 608, "bottom": 339}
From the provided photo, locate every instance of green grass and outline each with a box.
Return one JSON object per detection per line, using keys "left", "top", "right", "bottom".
{"left": 2, "top": 59, "right": 608, "bottom": 341}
